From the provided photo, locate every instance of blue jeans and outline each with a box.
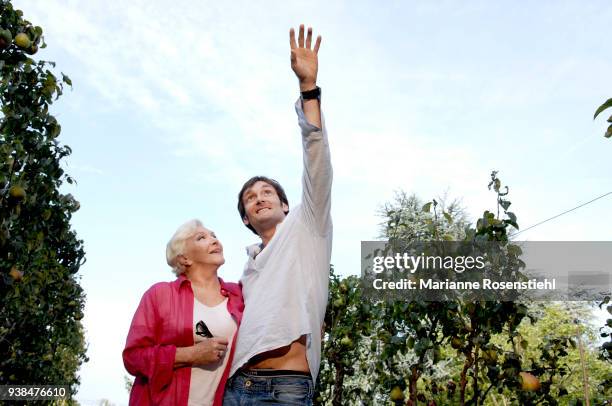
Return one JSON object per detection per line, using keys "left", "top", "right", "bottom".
{"left": 223, "top": 369, "right": 314, "bottom": 405}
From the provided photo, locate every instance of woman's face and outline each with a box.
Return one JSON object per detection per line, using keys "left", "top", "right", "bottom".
{"left": 181, "top": 226, "right": 225, "bottom": 268}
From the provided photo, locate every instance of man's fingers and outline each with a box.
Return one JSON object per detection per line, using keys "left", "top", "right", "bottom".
{"left": 289, "top": 28, "right": 297, "bottom": 50}
{"left": 313, "top": 35, "right": 322, "bottom": 54}
{"left": 213, "top": 337, "right": 229, "bottom": 345}
{"left": 305, "top": 27, "right": 312, "bottom": 49}
{"left": 298, "top": 24, "right": 305, "bottom": 47}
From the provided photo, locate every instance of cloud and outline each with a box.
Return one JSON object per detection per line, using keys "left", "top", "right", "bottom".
{"left": 21, "top": 0, "right": 307, "bottom": 184}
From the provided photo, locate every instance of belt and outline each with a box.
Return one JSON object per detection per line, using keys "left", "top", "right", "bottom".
{"left": 240, "top": 368, "right": 311, "bottom": 378}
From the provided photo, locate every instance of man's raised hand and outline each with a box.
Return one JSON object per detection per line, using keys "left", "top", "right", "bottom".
{"left": 290, "top": 24, "right": 321, "bottom": 92}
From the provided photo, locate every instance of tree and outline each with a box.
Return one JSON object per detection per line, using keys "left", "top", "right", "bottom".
{"left": 0, "top": 0, "right": 87, "bottom": 398}
{"left": 318, "top": 173, "right": 529, "bottom": 405}
{"left": 491, "top": 302, "right": 612, "bottom": 405}
{"left": 316, "top": 173, "right": 609, "bottom": 405}
{"left": 378, "top": 191, "right": 469, "bottom": 242}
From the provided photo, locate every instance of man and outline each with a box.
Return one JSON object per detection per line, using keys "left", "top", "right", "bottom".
{"left": 223, "top": 24, "right": 332, "bottom": 405}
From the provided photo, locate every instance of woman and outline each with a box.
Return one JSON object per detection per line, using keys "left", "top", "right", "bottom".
{"left": 123, "top": 219, "right": 243, "bottom": 405}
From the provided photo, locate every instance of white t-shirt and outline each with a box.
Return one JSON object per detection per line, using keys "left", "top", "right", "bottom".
{"left": 188, "top": 297, "right": 237, "bottom": 406}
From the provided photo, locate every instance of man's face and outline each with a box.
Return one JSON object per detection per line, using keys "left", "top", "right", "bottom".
{"left": 181, "top": 226, "right": 225, "bottom": 268}
{"left": 242, "top": 181, "right": 289, "bottom": 234}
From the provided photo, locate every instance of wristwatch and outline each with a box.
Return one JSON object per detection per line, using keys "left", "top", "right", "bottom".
{"left": 301, "top": 86, "right": 321, "bottom": 101}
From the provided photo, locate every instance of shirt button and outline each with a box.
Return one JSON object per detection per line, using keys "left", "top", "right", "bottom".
{"left": 245, "top": 380, "right": 252, "bottom": 388}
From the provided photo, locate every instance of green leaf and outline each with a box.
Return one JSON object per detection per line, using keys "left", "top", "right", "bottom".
{"left": 504, "top": 220, "right": 519, "bottom": 230}
{"left": 61, "top": 73, "right": 72, "bottom": 87}
{"left": 422, "top": 202, "right": 432, "bottom": 213}
{"left": 605, "top": 124, "right": 612, "bottom": 139}
{"left": 443, "top": 212, "right": 453, "bottom": 224}
{"left": 594, "top": 98, "right": 612, "bottom": 119}
{"left": 506, "top": 212, "right": 517, "bottom": 223}
{"left": 494, "top": 179, "right": 501, "bottom": 192}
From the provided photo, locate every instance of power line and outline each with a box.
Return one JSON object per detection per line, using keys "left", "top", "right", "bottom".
{"left": 512, "top": 191, "right": 612, "bottom": 236}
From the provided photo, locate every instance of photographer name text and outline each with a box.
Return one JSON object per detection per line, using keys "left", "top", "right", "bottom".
{"left": 372, "top": 278, "right": 556, "bottom": 290}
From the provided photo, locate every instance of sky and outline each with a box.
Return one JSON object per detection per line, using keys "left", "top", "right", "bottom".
{"left": 10, "top": 0, "right": 612, "bottom": 404}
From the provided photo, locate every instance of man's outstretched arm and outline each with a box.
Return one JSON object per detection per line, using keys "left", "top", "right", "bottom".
{"left": 290, "top": 25, "right": 332, "bottom": 235}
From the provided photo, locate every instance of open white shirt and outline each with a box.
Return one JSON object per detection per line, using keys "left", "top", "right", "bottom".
{"left": 229, "top": 97, "right": 333, "bottom": 380}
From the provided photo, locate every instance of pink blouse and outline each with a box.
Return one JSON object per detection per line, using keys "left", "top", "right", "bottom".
{"left": 123, "top": 275, "right": 244, "bottom": 406}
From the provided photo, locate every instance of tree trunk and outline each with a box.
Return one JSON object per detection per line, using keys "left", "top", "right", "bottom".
{"left": 459, "top": 350, "right": 473, "bottom": 406}
{"left": 409, "top": 366, "right": 419, "bottom": 403}
{"left": 332, "top": 363, "right": 345, "bottom": 406}
{"left": 577, "top": 327, "right": 590, "bottom": 406}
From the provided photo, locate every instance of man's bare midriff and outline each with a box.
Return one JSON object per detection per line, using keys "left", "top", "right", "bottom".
{"left": 247, "top": 334, "right": 309, "bottom": 372}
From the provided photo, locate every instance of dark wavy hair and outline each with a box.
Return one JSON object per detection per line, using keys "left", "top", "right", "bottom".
{"left": 237, "top": 176, "right": 289, "bottom": 235}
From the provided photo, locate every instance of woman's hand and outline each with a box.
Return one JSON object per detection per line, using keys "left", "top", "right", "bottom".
{"left": 192, "top": 337, "right": 229, "bottom": 365}
{"left": 174, "top": 336, "right": 229, "bottom": 368}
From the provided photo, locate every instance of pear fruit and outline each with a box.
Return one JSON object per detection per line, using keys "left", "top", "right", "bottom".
{"left": 9, "top": 266, "right": 23, "bottom": 281}
{"left": 340, "top": 336, "right": 353, "bottom": 348}
{"left": 390, "top": 386, "right": 404, "bottom": 401}
{"left": 14, "top": 33, "right": 30, "bottom": 49}
{"left": 9, "top": 185, "right": 26, "bottom": 201}
{"left": 519, "top": 371, "right": 540, "bottom": 391}
{"left": 0, "top": 29, "right": 12, "bottom": 49}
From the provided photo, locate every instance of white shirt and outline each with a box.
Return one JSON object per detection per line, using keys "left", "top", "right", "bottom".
{"left": 230, "top": 97, "right": 333, "bottom": 380}
{"left": 188, "top": 298, "right": 237, "bottom": 406}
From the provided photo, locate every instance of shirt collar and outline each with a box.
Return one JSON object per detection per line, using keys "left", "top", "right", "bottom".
{"left": 218, "top": 276, "right": 231, "bottom": 297}
{"left": 245, "top": 215, "right": 290, "bottom": 259}
{"left": 246, "top": 243, "right": 262, "bottom": 259}
{"left": 177, "top": 273, "right": 191, "bottom": 287}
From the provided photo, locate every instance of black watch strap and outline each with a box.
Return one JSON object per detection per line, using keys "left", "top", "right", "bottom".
{"left": 301, "top": 86, "right": 321, "bottom": 100}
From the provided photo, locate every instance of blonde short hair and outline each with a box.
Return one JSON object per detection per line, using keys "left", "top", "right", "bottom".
{"left": 166, "top": 219, "right": 204, "bottom": 275}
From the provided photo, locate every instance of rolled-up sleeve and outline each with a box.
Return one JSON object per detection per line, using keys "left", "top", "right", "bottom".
{"left": 295, "top": 97, "right": 333, "bottom": 236}
{"left": 122, "top": 287, "right": 177, "bottom": 393}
